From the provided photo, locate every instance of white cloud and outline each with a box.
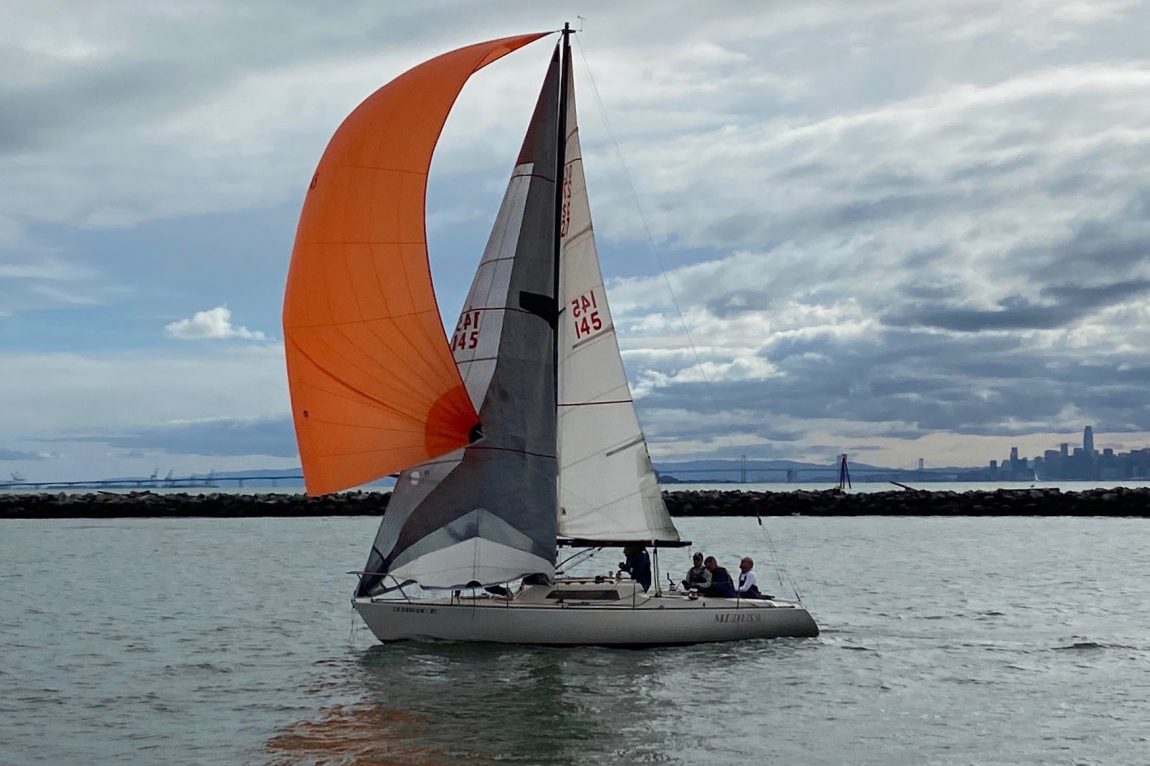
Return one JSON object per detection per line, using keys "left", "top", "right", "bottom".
{"left": 0, "top": 252, "right": 112, "bottom": 314}
{"left": 165, "top": 306, "right": 267, "bottom": 340}
{"left": 5, "top": 0, "right": 1150, "bottom": 474}
{"left": 27, "top": 283, "right": 102, "bottom": 306}
{"left": 0, "top": 347, "right": 287, "bottom": 438}
{"left": 0, "top": 256, "right": 94, "bottom": 281}
{"left": 0, "top": 346, "right": 292, "bottom": 480}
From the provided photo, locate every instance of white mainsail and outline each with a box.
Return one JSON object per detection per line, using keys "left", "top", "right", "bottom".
{"left": 555, "top": 53, "right": 681, "bottom": 544}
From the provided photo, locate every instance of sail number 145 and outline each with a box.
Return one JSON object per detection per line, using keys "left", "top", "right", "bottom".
{"left": 571, "top": 290, "right": 602, "bottom": 339}
{"left": 451, "top": 310, "right": 481, "bottom": 351}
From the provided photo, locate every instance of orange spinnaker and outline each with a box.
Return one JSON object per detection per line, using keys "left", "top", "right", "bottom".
{"left": 283, "top": 32, "right": 549, "bottom": 495}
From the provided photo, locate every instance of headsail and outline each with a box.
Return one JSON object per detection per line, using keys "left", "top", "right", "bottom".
{"left": 356, "top": 45, "right": 563, "bottom": 594}
{"left": 555, "top": 46, "right": 681, "bottom": 545}
{"left": 283, "top": 33, "right": 547, "bottom": 496}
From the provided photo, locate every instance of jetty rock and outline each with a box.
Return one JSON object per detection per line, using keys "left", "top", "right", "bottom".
{"left": 660, "top": 487, "right": 1150, "bottom": 518}
{"left": 2, "top": 487, "right": 1148, "bottom": 519}
{"left": 0, "top": 490, "right": 390, "bottom": 519}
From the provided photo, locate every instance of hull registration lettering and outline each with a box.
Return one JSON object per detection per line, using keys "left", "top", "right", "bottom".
{"left": 716, "top": 613, "right": 764, "bottom": 624}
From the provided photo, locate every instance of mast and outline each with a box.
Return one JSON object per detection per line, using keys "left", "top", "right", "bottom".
{"left": 552, "top": 23, "right": 571, "bottom": 513}
{"left": 553, "top": 24, "right": 571, "bottom": 288}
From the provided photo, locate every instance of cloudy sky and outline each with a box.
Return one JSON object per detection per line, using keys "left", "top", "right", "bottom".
{"left": 4, "top": 0, "right": 1150, "bottom": 482}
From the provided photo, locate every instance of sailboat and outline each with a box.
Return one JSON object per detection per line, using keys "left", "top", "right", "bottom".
{"left": 283, "top": 26, "right": 818, "bottom": 645}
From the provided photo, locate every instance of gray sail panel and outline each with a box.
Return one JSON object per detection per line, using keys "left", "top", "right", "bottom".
{"left": 357, "top": 46, "right": 560, "bottom": 594}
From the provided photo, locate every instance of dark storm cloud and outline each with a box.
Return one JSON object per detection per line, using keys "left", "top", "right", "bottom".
{"left": 697, "top": 182, "right": 961, "bottom": 250}
{"left": 633, "top": 315, "right": 1150, "bottom": 452}
{"left": 1041, "top": 280, "right": 1150, "bottom": 311}
{"left": 818, "top": 192, "right": 953, "bottom": 231}
{"left": 895, "top": 273, "right": 962, "bottom": 301}
{"left": 1042, "top": 219, "right": 1150, "bottom": 276}
{"left": 644, "top": 410, "right": 805, "bottom": 445}
{"left": 0, "top": 60, "right": 201, "bottom": 152}
{"left": 0, "top": 2, "right": 502, "bottom": 155}
{"left": 886, "top": 301, "right": 1069, "bottom": 332}
{"left": 885, "top": 279, "right": 1150, "bottom": 332}
{"left": 945, "top": 152, "right": 1040, "bottom": 183}
{"left": 645, "top": 435, "right": 800, "bottom": 462}
{"left": 705, "top": 289, "right": 777, "bottom": 318}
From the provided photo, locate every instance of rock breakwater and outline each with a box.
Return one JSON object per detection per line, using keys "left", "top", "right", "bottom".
{"left": 662, "top": 487, "right": 1150, "bottom": 517}
{"left": 2, "top": 487, "right": 1149, "bottom": 519}
{"left": 0, "top": 491, "right": 388, "bottom": 519}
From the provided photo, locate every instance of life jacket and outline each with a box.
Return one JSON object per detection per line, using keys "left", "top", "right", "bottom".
{"left": 709, "top": 567, "right": 736, "bottom": 597}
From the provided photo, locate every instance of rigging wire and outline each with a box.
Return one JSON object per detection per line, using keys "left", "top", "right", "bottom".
{"left": 756, "top": 514, "right": 804, "bottom": 604}
{"left": 575, "top": 35, "right": 807, "bottom": 603}
{"left": 556, "top": 546, "right": 602, "bottom": 573}
{"left": 573, "top": 35, "right": 716, "bottom": 398}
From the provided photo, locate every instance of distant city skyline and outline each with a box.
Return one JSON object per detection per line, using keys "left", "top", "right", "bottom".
{"left": 974, "top": 425, "right": 1150, "bottom": 481}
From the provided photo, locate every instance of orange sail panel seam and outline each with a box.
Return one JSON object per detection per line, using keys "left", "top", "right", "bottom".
{"left": 284, "top": 32, "right": 550, "bottom": 495}
{"left": 285, "top": 336, "right": 440, "bottom": 426}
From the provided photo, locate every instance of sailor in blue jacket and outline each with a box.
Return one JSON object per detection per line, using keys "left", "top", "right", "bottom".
{"left": 618, "top": 544, "right": 652, "bottom": 591}
{"left": 698, "top": 556, "right": 737, "bottom": 597}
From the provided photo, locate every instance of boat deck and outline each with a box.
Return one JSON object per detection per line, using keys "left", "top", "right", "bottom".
{"left": 366, "top": 577, "right": 804, "bottom": 612}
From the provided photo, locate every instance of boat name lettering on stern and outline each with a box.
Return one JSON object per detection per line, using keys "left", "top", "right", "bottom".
{"left": 394, "top": 606, "right": 437, "bottom": 614}
{"left": 715, "top": 613, "right": 764, "bottom": 624}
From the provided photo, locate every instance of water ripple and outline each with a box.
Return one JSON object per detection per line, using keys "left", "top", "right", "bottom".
{"left": 2, "top": 516, "right": 1149, "bottom": 764}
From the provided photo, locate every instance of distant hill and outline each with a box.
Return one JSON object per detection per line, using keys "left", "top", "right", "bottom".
{"left": 85, "top": 468, "right": 393, "bottom": 490}
{"left": 192, "top": 468, "right": 395, "bottom": 489}
{"left": 653, "top": 459, "right": 855, "bottom": 483}
{"left": 53, "top": 457, "right": 975, "bottom": 491}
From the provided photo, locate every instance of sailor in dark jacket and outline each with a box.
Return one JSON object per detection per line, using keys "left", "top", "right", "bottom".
{"left": 697, "top": 556, "right": 736, "bottom": 597}
{"left": 619, "top": 544, "right": 652, "bottom": 592}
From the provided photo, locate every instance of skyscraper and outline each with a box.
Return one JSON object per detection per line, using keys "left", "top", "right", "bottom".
{"left": 1084, "top": 426, "right": 1095, "bottom": 454}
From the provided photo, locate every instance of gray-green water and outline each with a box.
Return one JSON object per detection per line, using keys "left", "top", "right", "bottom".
{"left": 3, "top": 516, "right": 1148, "bottom": 764}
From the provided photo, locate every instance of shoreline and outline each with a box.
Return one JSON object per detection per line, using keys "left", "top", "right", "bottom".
{"left": 2, "top": 487, "right": 1149, "bottom": 519}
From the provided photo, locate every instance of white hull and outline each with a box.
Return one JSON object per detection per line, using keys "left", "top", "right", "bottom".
{"left": 353, "top": 581, "right": 819, "bottom": 646}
